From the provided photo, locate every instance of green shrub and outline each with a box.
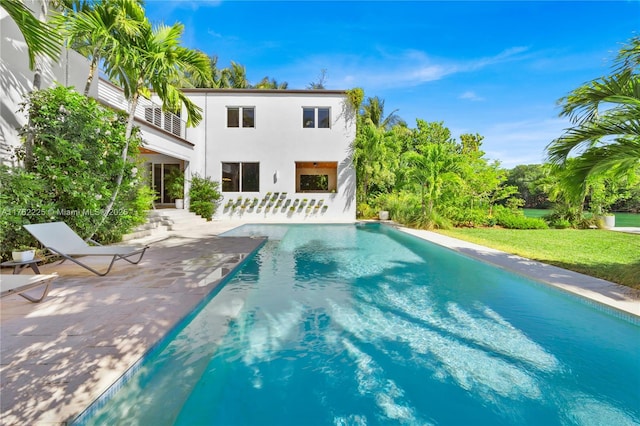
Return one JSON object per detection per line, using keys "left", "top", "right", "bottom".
{"left": 189, "top": 174, "right": 222, "bottom": 220}
{"left": 445, "top": 207, "right": 491, "bottom": 228}
{"left": 1, "top": 86, "right": 151, "bottom": 260}
{"left": 550, "top": 219, "right": 572, "bottom": 229}
{"left": 357, "top": 202, "right": 377, "bottom": 219}
{"left": 495, "top": 207, "right": 548, "bottom": 229}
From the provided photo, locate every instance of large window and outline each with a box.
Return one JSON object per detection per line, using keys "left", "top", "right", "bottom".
{"left": 302, "top": 107, "right": 330, "bottom": 128}
{"left": 227, "top": 107, "right": 255, "bottom": 128}
{"left": 222, "top": 162, "right": 260, "bottom": 192}
{"left": 295, "top": 161, "right": 337, "bottom": 192}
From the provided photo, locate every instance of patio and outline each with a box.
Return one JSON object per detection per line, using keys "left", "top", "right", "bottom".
{"left": 0, "top": 221, "right": 260, "bottom": 425}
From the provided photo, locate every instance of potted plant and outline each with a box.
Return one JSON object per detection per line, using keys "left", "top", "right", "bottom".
{"left": 12, "top": 245, "right": 36, "bottom": 262}
{"left": 166, "top": 168, "right": 185, "bottom": 209}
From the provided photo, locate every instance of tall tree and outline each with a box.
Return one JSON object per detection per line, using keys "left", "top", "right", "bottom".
{"left": 253, "top": 77, "right": 288, "bottom": 89}
{"left": 220, "top": 61, "right": 249, "bottom": 88}
{"left": 546, "top": 36, "right": 640, "bottom": 194}
{"left": 362, "top": 96, "right": 405, "bottom": 130}
{"left": 401, "top": 143, "right": 460, "bottom": 217}
{"left": 95, "top": 19, "right": 211, "bottom": 233}
{"left": 307, "top": 68, "right": 327, "bottom": 90}
{"left": 57, "top": 0, "right": 145, "bottom": 95}
{"left": 352, "top": 122, "right": 399, "bottom": 204}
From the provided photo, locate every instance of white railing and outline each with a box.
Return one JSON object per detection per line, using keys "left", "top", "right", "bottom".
{"left": 97, "top": 79, "right": 188, "bottom": 140}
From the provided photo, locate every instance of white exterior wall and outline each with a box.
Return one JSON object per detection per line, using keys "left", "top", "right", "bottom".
{"left": 193, "top": 91, "right": 356, "bottom": 222}
{"left": 1, "top": 6, "right": 357, "bottom": 222}
{"left": 0, "top": 7, "right": 97, "bottom": 165}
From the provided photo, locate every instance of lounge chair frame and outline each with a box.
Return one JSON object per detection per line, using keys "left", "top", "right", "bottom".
{"left": 24, "top": 222, "right": 148, "bottom": 276}
{"left": 1, "top": 274, "right": 58, "bottom": 303}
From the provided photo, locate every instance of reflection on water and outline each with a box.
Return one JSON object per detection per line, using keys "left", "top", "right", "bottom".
{"left": 80, "top": 224, "right": 640, "bottom": 426}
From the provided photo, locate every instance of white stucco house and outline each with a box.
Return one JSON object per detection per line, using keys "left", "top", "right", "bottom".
{"left": 1, "top": 5, "right": 357, "bottom": 222}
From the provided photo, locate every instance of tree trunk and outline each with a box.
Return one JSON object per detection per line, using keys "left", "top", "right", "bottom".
{"left": 24, "top": 57, "right": 44, "bottom": 171}
{"left": 84, "top": 51, "right": 100, "bottom": 96}
{"left": 90, "top": 92, "right": 139, "bottom": 238}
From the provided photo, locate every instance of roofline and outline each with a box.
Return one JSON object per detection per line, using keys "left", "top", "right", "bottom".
{"left": 179, "top": 88, "right": 348, "bottom": 95}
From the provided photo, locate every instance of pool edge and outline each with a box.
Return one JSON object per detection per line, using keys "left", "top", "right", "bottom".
{"left": 389, "top": 224, "right": 640, "bottom": 321}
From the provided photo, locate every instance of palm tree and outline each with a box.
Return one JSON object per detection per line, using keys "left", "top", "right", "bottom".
{"left": 0, "top": 0, "right": 61, "bottom": 70}
{"left": 352, "top": 122, "right": 399, "bottom": 203}
{"left": 362, "top": 96, "right": 405, "bottom": 130}
{"left": 253, "top": 77, "right": 288, "bottom": 90}
{"left": 57, "top": 0, "right": 145, "bottom": 95}
{"left": 307, "top": 68, "right": 327, "bottom": 90}
{"left": 401, "top": 143, "right": 460, "bottom": 217}
{"left": 220, "top": 61, "right": 249, "bottom": 88}
{"left": 94, "top": 19, "right": 211, "bottom": 232}
{"left": 546, "top": 36, "right": 640, "bottom": 193}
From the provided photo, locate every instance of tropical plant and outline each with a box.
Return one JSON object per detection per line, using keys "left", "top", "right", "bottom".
{"left": 307, "top": 68, "right": 328, "bottom": 90}
{"left": 56, "top": 0, "right": 145, "bottom": 95}
{"left": 361, "top": 96, "right": 405, "bottom": 130}
{"left": 352, "top": 122, "right": 399, "bottom": 204}
{"left": 253, "top": 77, "right": 288, "bottom": 89}
{"left": 3, "top": 86, "right": 151, "bottom": 259}
{"left": 188, "top": 175, "right": 222, "bottom": 220}
{"left": 401, "top": 143, "right": 461, "bottom": 219}
{"left": 96, "top": 18, "right": 211, "bottom": 231}
{"left": 165, "top": 167, "right": 184, "bottom": 200}
{"left": 547, "top": 36, "right": 640, "bottom": 194}
{"left": 220, "top": 61, "right": 250, "bottom": 88}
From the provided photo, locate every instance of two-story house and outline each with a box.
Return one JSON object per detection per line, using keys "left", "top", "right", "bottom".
{"left": 1, "top": 8, "right": 356, "bottom": 222}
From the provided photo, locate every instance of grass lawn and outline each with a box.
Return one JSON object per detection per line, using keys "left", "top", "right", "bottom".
{"left": 523, "top": 209, "right": 640, "bottom": 227}
{"left": 437, "top": 228, "right": 640, "bottom": 288}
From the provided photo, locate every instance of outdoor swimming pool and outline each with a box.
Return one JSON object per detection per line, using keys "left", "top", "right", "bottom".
{"left": 76, "top": 224, "right": 640, "bottom": 425}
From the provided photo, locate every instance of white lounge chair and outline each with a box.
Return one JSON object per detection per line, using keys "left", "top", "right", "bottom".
{"left": 0, "top": 274, "right": 57, "bottom": 303}
{"left": 24, "top": 222, "right": 149, "bottom": 276}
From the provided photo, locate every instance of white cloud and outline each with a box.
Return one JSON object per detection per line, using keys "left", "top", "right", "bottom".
{"left": 459, "top": 91, "right": 484, "bottom": 101}
{"left": 282, "top": 45, "right": 531, "bottom": 91}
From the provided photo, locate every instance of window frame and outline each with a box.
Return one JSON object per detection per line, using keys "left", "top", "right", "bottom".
{"left": 221, "top": 162, "right": 260, "bottom": 192}
{"left": 302, "top": 107, "right": 331, "bottom": 129}
{"left": 227, "top": 106, "right": 255, "bottom": 128}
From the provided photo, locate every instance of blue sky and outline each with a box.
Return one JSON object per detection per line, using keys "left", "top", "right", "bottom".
{"left": 144, "top": 1, "right": 639, "bottom": 168}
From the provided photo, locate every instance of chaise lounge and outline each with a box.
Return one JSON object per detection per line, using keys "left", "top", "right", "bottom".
{"left": 0, "top": 274, "right": 58, "bottom": 303}
{"left": 24, "top": 222, "right": 149, "bottom": 276}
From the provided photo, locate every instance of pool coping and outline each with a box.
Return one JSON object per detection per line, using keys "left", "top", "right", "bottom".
{"left": 389, "top": 224, "right": 640, "bottom": 319}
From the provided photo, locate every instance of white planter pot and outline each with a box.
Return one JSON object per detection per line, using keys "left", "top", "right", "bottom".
{"left": 601, "top": 215, "right": 615, "bottom": 229}
{"left": 379, "top": 210, "right": 390, "bottom": 220}
{"left": 175, "top": 199, "right": 184, "bottom": 209}
{"left": 12, "top": 250, "right": 35, "bottom": 262}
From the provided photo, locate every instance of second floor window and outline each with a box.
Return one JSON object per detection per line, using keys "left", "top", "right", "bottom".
{"left": 303, "top": 107, "right": 330, "bottom": 128}
{"left": 227, "top": 107, "right": 255, "bottom": 128}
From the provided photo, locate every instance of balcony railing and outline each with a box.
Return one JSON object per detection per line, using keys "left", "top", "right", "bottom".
{"left": 97, "top": 79, "right": 188, "bottom": 140}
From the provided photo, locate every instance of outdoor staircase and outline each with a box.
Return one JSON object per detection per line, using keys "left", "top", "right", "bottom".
{"left": 121, "top": 208, "right": 207, "bottom": 241}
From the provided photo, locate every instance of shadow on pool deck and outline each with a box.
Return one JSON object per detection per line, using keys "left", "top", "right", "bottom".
{"left": 0, "top": 230, "right": 265, "bottom": 426}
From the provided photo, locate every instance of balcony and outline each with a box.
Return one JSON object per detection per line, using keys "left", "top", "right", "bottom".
{"left": 97, "top": 78, "right": 189, "bottom": 142}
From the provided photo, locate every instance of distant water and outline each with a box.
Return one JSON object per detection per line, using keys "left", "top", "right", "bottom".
{"left": 78, "top": 224, "right": 640, "bottom": 426}
{"left": 524, "top": 209, "right": 640, "bottom": 227}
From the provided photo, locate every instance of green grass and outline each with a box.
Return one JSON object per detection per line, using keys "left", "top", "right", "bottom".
{"left": 523, "top": 209, "right": 640, "bottom": 227}
{"left": 437, "top": 228, "right": 640, "bottom": 288}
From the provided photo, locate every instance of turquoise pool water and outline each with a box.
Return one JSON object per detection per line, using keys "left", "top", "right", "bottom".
{"left": 78, "top": 224, "right": 640, "bottom": 425}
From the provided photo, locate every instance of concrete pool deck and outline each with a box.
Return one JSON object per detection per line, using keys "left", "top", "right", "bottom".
{"left": 1, "top": 220, "right": 638, "bottom": 425}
